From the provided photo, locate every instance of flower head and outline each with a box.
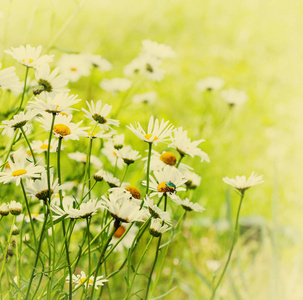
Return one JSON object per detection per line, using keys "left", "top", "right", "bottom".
{"left": 221, "top": 88, "right": 248, "bottom": 106}
{"left": 93, "top": 170, "right": 120, "bottom": 187}
{"left": 0, "top": 63, "right": 22, "bottom": 94}
{"left": 1, "top": 111, "right": 37, "bottom": 131}
{"left": 223, "top": 172, "right": 264, "bottom": 192}
{"left": 0, "top": 203, "right": 9, "bottom": 216}
{"left": 149, "top": 218, "right": 171, "bottom": 237}
{"left": 116, "top": 145, "right": 141, "bottom": 165}
{"left": 141, "top": 39, "right": 175, "bottom": 59}
{"left": 9, "top": 200, "right": 22, "bottom": 215}
{"left": 172, "top": 197, "right": 205, "bottom": 212}
{"left": 196, "top": 77, "right": 225, "bottom": 92}
{"left": 66, "top": 271, "right": 107, "bottom": 289}
{"left": 132, "top": 91, "right": 157, "bottom": 104}
{"left": 100, "top": 78, "right": 132, "bottom": 93}
{"left": 84, "top": 54, "right": 112, "bottom": 72}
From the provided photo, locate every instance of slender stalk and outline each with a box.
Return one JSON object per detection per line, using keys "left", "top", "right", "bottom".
{"left": 125, "top": 236, "right": 154, "bottom": 300}
{"left": 15, "top": 237, "right": 21, "bottom": 300}
{"left": 57, "top": 137, "right": 72, "bottom": 300}
{"left": 82, "top": 181, "right": 97, "bottom": 202}
{"left": 120, "top": 164, "right": 129, "bottom": 186}
{"left": 84, "top": 217, "right": 91, "bottom": 299}
{"left": 20, "top": 180, "right": 37, "bottom": 245}
{"left": 0, "top": 129, "right": 19, "bottom": 172}
{"left": 145, "top": 143, "right": 152, "bottom": 195}
{"left": 16, "top": 66, "right": 29, "bottom": 114}
{"left": 20, "top": 127, "right": 36, "bottom": 164}
{"left": 210, "top": 191, "right": 245, "bottom": 300}
{"left": 25, "top": 209, "right": 49, "bottom": 299}
{"left": 176, "top": 154, "right": 184, "bottom": 168}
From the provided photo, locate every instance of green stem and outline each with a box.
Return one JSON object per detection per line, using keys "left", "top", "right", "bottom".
{"left": 16, "top": 66, "right": 29, "bottom": 114}
{"left": 85, "top": 217, "right": 91, "bottom": 299}
{"left": 20, "top": 126, "right": 36, "bottom": 164}
{"left": 125, "top": 236, "right": 154, "bottom": 300}
{"left": 145, "top": 143, "right": 152, "bottom": 195}
{"left": 176, "top": 154, "right": 184, "bottom": 168}
{"left": 25, "top": 208, "right": 49, "bottom": 299}
{"left": 120, "top": 164, "right": 129, "bottom": 186}
{"left": 210, "top": 191, "right": 245, "bottom": 300}
{"left": 0, "top": 129, "right": 19, "bottom": 172}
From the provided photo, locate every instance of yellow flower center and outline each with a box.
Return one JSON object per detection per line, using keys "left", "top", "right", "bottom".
{"left": 70, "top": 67, "right": 77, "bottom": 72}
{"left": 53, "top": 124, "right": 71, "bottom": 136}
{"left": 26, "top": 150, "right": 32, "bottom": 155}
{"left": 159, "top": 152, "right": 177, "bottom": 166}
{"left": 157, "top": 181, "right": 168, "bottom": 193}
{"left": 144, "top": 134, "right": 158, "bottom": 142}
{"left": 113, "top": 151, "right": 117, "bottom": 156}
{"left": 22, "top": 58, "right": 34, "bottom": 64}
{"left": 114, "top": 225, "right": 126, "bottom": 238}
{"left": 78, "top": 277, "right": 93, "bottom": 284}
{"left": 125, "top": 186, "right": 141, "bottom": 199}
{"left": 5, "top": 163, "right": 10, "bottom": 169}
{"left": 60, "top": 112, "right": 69, "bottom": 117}
{"left": 40, "top": 144, "right": 52, "bottom": 150}
{"left": 12, "top": 169, "right": 27, "bottom": 176}
{"left": 31, "top": 213, "right": 39, "bottom": 218}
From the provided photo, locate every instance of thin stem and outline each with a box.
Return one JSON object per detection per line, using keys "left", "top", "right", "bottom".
{"left": 176, "top": 154, "right": 184, "bottom": 168}
{"left": 20, "top": 126, "right": 36, "bottom": 164}
{"left": 20, "top": 180, "right": 37, "bottom": 245}
{"left": 16, "top": 66, "right": 29, "bottom": 114}
{"left": 125, "top": 236, "right": 154, "bottom": 300}
{"left": 145, "top": 143, "right": 152, "bottom": 195}
{"left": 120, "top": 164, "right": 129, "bottom": 186}
{"left": 84, "top": 217, "right": 91, "bottom": 299}
{"left": 0, "top": 129, "right": 19, "bottom": 172}
{"left": 210, "top": 191, "right": 245, "bottom": 300}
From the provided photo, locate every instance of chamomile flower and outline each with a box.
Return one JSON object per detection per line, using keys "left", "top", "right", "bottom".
{"left": 93, "top": 169, "right": 120, "bottom": 187}
{"left": 223, "top": 172, "right": 264, "bottom": 192}
{"left": 9, "top": 200, "right": 22, "bottom": 215}
{"left": 26, "top": 170, "right": 60, "bottom": 201}
{"left": 85, "top": 128, "right": 115, "bottom": 140}
{"left": 12, "top": 225, "right": 20, "bottom": 235}
{"left": 0, "top": 110, "right": 37, "bottom": 131}
{"left": 116, "top": 145, "right": 141, "bottom": 165}
{"left": 144, "top": 166, "right": 187, "bottom": 198}
{"left": 144, "top": 196, "right": 171, "bottom": 225}
{"left": 172, "top": 197, "right": 205, "bottom": 212}
{"left": 33, "top": 64, "right": 69, "bottom": 96}
{"left": 101, "top": 141, "right": 124, "bottom": 170}
{"left": 81, "top": 100, "right": 119, "bottom": 130}
{"left": 29, "top": 93, "right": 80, "bottom": 114}
{"left": 109, "top": 186, "right": 141, "bottom": 202}
{"left": 182, "top": 169, "right": 202, "bottom": 189}
{"left": 84, "top": 54, "right": 112, "bottom": 72}
{"left": 66, "top": 271, "right": 107, "bottom": 290}
{"left": 149, "top": 218, "right": 171, "bottom": 237}
{"left": 39, "top": 114, "right": 89, "bottom": 140}
{"left": 112, "top": 134, "right": 125, "bottom": 149}
{"left": 109, "top": 222, "right": 138, "bottom": 252}
{"left": 221, "top": 88, "right": 248, "bottom": 106}
{"left": 196, "top": 77, "right": 225, "bottom": 92}
{"left": 0, "top": 203, "right": 9, "bottom": 216}
{"left": 142, "top": 150, "right": 179, "bottom": 171}
{"left": 100, "top": 78, "right": 132, "bottom": 93}
{"left": 58, "top": 54, "right": 91, "bottom": 82}
{"left": 16, "top": 213, "right": 44, "bottom": 223}
{"left": 0, "top": 156, "right": 44, "bottom": 186}
{"left": 127, "top": 116, "right": 174, "bottom": 145}
{"left": 0, "top": 63, "right": 23, "bottom": 94}
{"left": 169, "top": 127, "right": 210, "bottom": 162}
{"left": 68, "top": 152, "right": 103, "bottom": 169}
{"left": 141, "top": 39, "right": 175, "bottom": 59}
{"left": 101, "top": 193, "right": 149, "bottom": 223}
{"left": 31, "top": 139, "right": 60, "bottom": 154}
{"left": 132, "top": 91, "right": 157, "bottom": 104}
{"left": 5, "top": 44, "right": 53, "bottom": 68}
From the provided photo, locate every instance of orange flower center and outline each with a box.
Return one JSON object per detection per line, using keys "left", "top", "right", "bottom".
{"left": 53, "top": 124, "right": 71, "bottom": 136}
{"left": 157, "top": 181, "right": 168, "bottom": 193}
{"left": 40, "top": 144, "right": 52, "bottom": 150}
{"left": 125, "top": 186, "right": 141, "bottom": 199}
{"left": 70, "top": 67, "right": 77, "bottom": 72}
{"left": 12, "top": 169, "right": 27, "bottom": 176}
{"left": 114, "top": 225, "right": 126, "bottom": 238}
{"left": 159, "top": 152, "right": 177, "bottom": 166}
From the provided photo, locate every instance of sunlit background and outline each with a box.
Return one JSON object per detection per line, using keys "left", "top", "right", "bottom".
{"left": 1, "top": 0, "right": 303, "bottom": 299}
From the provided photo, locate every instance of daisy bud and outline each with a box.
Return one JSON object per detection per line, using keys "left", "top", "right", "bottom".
{"left": 9, "top": 201, "right": 22, "bottom": 215}
{"left": 0, "top": 203, "right": 9, "bottom": 216}
{"left": 22, "top": 233, "right": 30, "bottom": 242}
{"left": 12, "top": 225, "right": 20, "bottom": 235}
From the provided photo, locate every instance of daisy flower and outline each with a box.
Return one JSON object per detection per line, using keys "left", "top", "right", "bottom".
{"left": 144, "top": 196, "right": 171, "bottom": 225}
{"left": 81, "top": 100, "right": 119, "bottom": 130}
{"left": 9, "top": 200, "right": 22, "bottom": 215}
{"left": 66, "top": 271, "right": 107, "bottom": 289}
{"left": 26, "top": 170, "right": 60, "bottom": 201}
{"left": 149, "top": 218, "right": 171, "bottom": 237}
{"left": 0, "top": 203, "right": 9, "bottom": 216}
{"left": 0, "top": 110, "right": 37, "bottom": 131}
{"left": 132, "top": 91, "right": 157, "bottom": 105}
{"left": 101, "top": 193, "right": 149, "bottom": 223}
{"left": 0, "top": 156, "right": 44, "bottom": 186}
{"left": 144, "top": 166, "right": 187, "bottom": 198}
{"left": 29, "top": 93, "right": 80, "bottom": 114}
{"left": 39, "top": 114, "right": 89, "bottom": 140}
{"left": 31, "top": 139, "right": 60, "bottom": 154}
{"left": 85, "top": 128, "right": 115, "bottom": 140}
{"left": 16, "top": 213, "right": 44, "bottom": 223}
{"left": 141, "top": 39, "right": 175, "bottom": 59}
{"left": 142, "top": 150, "right": 179, "bottom": 171}
{"left": 169, "top": 127, "right": 210, "bottom": 162}
{"left": 0, "top": 63, "right": 23, "bottom": 94}
{"left": 109, "top": 186, "right": 141, "bottom": 201}
{"left": 196, "top": 76, "right": 225, "bottom": 92}
{"left": 83, "top": 54, "right": 112, "bottom": 72}
{"left": 116, "top": 145, "right": 141, "bottom": 165}
{"left": 182, "top": 169, "right": 202, "bottom": 189}
{"left": 221, "top": 88, "right": 248, "bottom": 106}
{"left": 172, "top": 196, "right": 205, "bottom": 212}
{"left": 100, "top": 78, "right": 132, "bottom": 93}
{"left": 93, "top": 169, "right": 120, "bottom": 187}
{"left": 68, "top": 152, "right": 103, "bottom": 169}
{"left": 223, "top": 172, "right": 264, "bottom": 192}
{"left": 5, "top": 44, "right": 53, "bottom": 68}
{"left": 109, "top": 222, "right": 139, "bottom": 252}
{"left": 127, "top": 116, "right": 174, "bottom": 145}
{"left": 57, "top": 54, "right": 91, "bottom": 82}
{"left": 112, "top": 134, "right": 125, "bottom": 149}
{"left": 101, "top": 141, "right": 124, "bottom": 170}
{"left": 33, "top": 64, "right": 69, "bottom": 96}
{"left": 12, "top": 225, "right": 20, "bottom": 235}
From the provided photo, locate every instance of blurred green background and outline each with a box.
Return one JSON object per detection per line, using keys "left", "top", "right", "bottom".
{"left": 1, "top": 0, "right": 303, "bottom": 299}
